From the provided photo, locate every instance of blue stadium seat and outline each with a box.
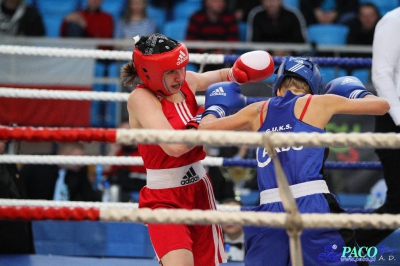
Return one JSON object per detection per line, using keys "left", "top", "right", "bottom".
{"left": 100, "top": 0, "right": 126, "bottom": 23}
{"left": 284, "top": 0, "right": 299, "bottom": 9}
{"left": 238, "top": 22, "right": 247, "bottom": 42}
{"left": 359, "top": 0, "right": 399, "bottom": 16}
{"left": 351, "top": 69, "right": 370, "bottom": 84}
{"left": 162, "top": 20, "right": 188, "bottom": 41}
{"left": 42, "top": 14, "right": 63, "bottom": 37}
{"left": 172, "top": 1, "right": 202, "bottom": 21}
{"left": 35, "top": 0, "right": 80, "bottom": 15}
{"left": 308, "top": 25, "right": 351, "bottom": 83}
{"left": 35, "top": 0, "right": 80, "bottom": 37}
{"left": 319, "top": 67, "right": 347, "bottom": 83}
{"left": 308, "top": 24, "right": 349, "bottom": 45}
{"left": 147, "top": 4, "right": 167, "bottom": 32}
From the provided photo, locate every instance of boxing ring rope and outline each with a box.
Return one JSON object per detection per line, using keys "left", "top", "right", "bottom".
{"left": 0, "top": 154, "right": 384, "bottom": 170}
{"left": 0, "top": 45, "right": 384, "bottom": 266}
{"left": 0, "top": 44, "right": 372, "bottom": 67}
{"left": 1, "top": 125, "right": 399, "bottom": 148}
{"left": 1, "top": 199, "right": 400, "bottom": 229}
{"left": 0, "top": 87, "right": 130, "bottom": 101}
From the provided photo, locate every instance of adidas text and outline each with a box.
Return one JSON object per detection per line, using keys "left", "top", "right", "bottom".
{"left": 181, "top": 176, "right": 200, "bottom": 185}
{"left": 181, "top": 166, "right": 200, "bottom": 185}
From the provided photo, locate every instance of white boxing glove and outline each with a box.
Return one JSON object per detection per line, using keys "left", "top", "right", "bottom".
{"left": 228, "top": 50, "right": 275, "bottom": 84}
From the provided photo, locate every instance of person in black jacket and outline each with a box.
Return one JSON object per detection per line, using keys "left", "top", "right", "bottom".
{"left": 247, "top": 0, "right": 307, "bottom": 56}
{"left": 345, "top": 3, "right": 381, "bottom": 58}
{"left": 0, "top": 141, "right": 35, "bottom": 254}
{"left": 300, "top": 0, "right": 359, "bottom": 26}
{"left": 0, "top": 0, "right": 45, "bottom": 36}
{"left": 20, "top": 142, "right": 102, "bottom": 202}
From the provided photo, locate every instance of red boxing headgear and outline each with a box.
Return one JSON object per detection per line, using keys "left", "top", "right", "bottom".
{"left": 133, "top": 33, "right": 189, "bottom": 96}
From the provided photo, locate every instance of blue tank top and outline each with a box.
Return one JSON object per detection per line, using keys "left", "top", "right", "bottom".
{"left": 256, "top": 91, "right": 326, "bottom": 191}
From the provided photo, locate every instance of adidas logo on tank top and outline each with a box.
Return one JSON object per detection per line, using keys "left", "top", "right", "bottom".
{"left": 181, "top": 166, "right": 199, "bottom": 185}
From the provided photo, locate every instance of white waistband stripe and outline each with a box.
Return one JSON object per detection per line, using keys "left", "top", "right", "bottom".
{"left": 260, "top": 180, "right": 330, "bottom": 204}
{"left": 146, "top": 161, "right": 206, "bottom": 189}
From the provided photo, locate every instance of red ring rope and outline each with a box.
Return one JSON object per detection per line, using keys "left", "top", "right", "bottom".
{"left": 0, "top": 126, "right": 116, "bottom": 142}
{"left": 0, "top": 206, "right": 100, "bottom": 221}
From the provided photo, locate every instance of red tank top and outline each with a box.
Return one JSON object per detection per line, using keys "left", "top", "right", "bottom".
{"left": 137, "top": 82, "right": 206, "bottom": 169}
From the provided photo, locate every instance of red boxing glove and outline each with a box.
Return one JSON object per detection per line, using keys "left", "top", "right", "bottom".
{"left": 186, "top": 105, "right": 205, "bottom": 130}
{"left": 228, "top": 51, "right": 275, "bottom": 84}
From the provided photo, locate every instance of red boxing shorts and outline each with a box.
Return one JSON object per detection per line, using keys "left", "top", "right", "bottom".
{"left": 139, "top": 161, "right": 226, "bottom": 265}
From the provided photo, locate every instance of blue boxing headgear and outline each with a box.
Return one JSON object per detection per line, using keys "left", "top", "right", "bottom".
{"left": 273, "top": 56, "right": 323, "bottom": 96}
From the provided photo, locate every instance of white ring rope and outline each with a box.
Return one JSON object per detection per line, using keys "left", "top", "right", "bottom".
{"left": 0, "top": 45, "right": 225, "bottom": 64}
{"left": 0, "top": 199, "right": 240, "bottom": 212}
{"left": 0, "top": 155, "right": 223, "bottom": 166}
{"left": 115, "top": 129, "right": 400, "bottom": 149}
{"left": 0, "top": 87, "right": 129, "bottom": 101}
{"left": 99, "top": 209, "right": 400, "bottom": 230}
{"left": 1, "top": 198, "right": 400, "bottom": 230}
{"left": 0, "top": 87, "right": 206, "bottom": 105}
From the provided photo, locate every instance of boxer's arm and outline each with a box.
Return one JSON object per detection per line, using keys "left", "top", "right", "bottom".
{"left": 202, "top": 82, "right": 246, "bottom": 118}
{"left": 186, "top": 106, "right": 204, "bottom": 130}
{"left": 228, "top": 50, "right": 275, "bottom": 84}
{"left": 186, "top": 50, "right": 274, "bottom": 93}
{"left": 127, "top": 89, "right": 196, "bottom": 157}
{"left": 325, "top": 76, "right": 372, "bottom": 98}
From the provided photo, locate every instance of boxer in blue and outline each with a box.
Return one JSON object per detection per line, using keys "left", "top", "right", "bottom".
{"left": 199, "top": 56, "right": 390, "bottom": 265}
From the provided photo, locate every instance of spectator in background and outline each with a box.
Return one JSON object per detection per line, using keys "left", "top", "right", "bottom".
{"left": 149, "top": 0, "right": 180, "bottom": 19}
{"left": 0, "top": 140, "right": 35, "bottom": 254}
{"left": 103, "top": 121, "right": 147, "bottom": 202}
{"left": 342, "top": 2, "right": 380, "bottom": 77}
{"left": 247, "top": 0, "right": 307, "bottom": 56}
{"left": 0, "top": 0, "right": 45, "bottom": 36}
{"left": 114, "top": 0, "right": 158, "bottom": 46}
{"left": 229, "top": 0, "right": 260, "bottom": 22}
{"left": 335, "top": 0, "right": 360, "bottom": 24}
{"left": 300, "top": 0, "right": 359, "bottom": 26}
{"left": 221, "top": 198, "right": 245, "bottom": 261}
{"left": 345, "top": 2, "right": 380, "bottom": 58}
{"left": 60, "top": 0, "right": 113, "bottom": 49}
{"left": 21, "top": 142, "right": 102, "bottom": 202}
{"left": 186, "top": 0, "right": 238, "bottom": 72}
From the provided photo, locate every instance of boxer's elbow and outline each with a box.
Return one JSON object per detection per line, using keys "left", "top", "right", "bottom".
{"left": 376, "top": 99, "right": 390, "bottom": 115}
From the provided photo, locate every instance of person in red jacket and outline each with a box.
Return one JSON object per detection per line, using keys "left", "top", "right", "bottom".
{"left": 60, "top": 0, "right": 113, "bottom": 43}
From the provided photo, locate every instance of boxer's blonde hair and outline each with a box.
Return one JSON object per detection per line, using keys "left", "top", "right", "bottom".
{"left": 277, "top": 76, "right": 311, "bottom": 95}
